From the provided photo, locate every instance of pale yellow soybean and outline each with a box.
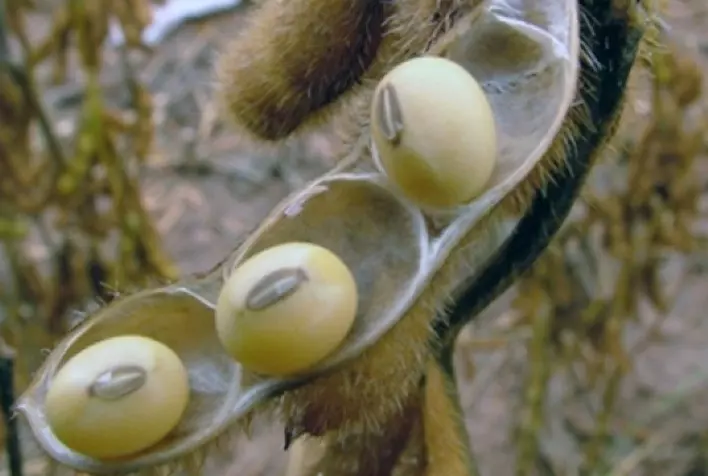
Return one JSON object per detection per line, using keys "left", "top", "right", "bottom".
{"left": 45, "top": 335, "right": 190, "bottom": 459}
{"left": 216, "top": 242, "right": 358, "bottom": 377}
{"left": 371, "top": 56, "right": 498, "bottom": 209}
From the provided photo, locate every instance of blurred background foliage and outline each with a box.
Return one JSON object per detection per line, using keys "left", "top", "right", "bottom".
{"left": 0, "top": 0, "right": 707, "bottom": 475}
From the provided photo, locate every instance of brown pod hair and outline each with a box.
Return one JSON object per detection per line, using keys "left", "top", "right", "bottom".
{"left": 215, "top": 0, "right": 386, "bottom": 142}
{"left": 215, "top": 0, "right": 472, "bottom": 147}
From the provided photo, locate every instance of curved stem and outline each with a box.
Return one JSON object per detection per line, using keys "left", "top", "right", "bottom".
{"left": 423, "top": 348, "right": 479, "bottom": 476}
{"left": 434, "top": 1, "right": 645, "bottom": 348}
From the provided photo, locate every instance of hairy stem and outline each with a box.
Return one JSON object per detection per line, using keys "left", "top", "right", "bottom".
{"left": 424, "top": 346, "right": 479, "bottom": 476}
{"left": 434, "top": 2, "right": 645, "bottom": 347}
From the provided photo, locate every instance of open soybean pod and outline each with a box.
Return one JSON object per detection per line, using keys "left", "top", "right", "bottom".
{"left": 15, "top": 0, "right": 646, "bottom": 474}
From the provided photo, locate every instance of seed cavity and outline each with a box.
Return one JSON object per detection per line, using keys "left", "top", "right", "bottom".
{"left": 89, "top": 365, "right": 147, "bottom": 400}
{"left": 377, "top": 83, "right": 404, "bottom": 146}
{"left": 246, "top": 267, "right": 309, "bottom": 311}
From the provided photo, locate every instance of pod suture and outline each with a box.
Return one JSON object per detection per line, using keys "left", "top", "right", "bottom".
{"left": 14, "top": 0, "right": 650, "bottom": 475}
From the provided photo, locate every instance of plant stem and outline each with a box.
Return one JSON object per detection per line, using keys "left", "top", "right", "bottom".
{"left": 434, "top": 2, "right": 645, "bottom": 348}
{"left": 0, "top": 0, "right": 9, "bottom": 59}
{"left": 0, "top": 343, "right": 23, "bottom": 476}
{"left": 0, "top": 0, "right": 66, "bottom": 168}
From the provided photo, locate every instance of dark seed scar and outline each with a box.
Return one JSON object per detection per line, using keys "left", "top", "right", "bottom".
{"left": 246, "top": 267, "right": 309, "bottom": 311}
{"left": 378, "top": 82, "right": 404, "bottom": 146}
{"left": 89, "top": 365, "right": 148, "bottom": 400}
